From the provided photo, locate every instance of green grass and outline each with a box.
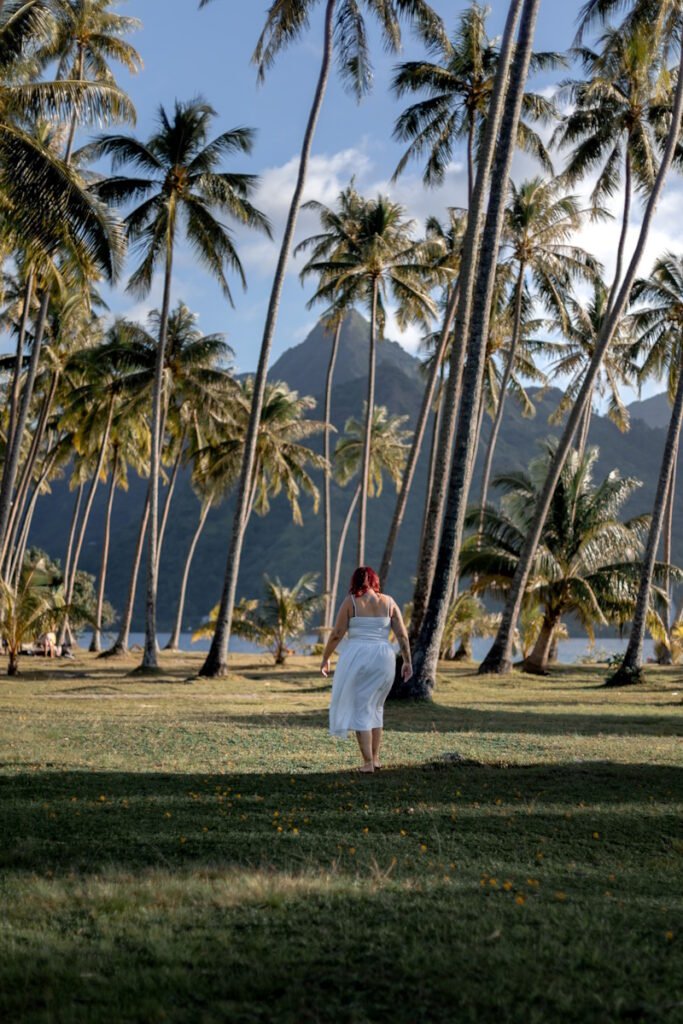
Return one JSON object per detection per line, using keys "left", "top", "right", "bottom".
{"left": 1, "top": 651, "right": 682, "bottom": 1023}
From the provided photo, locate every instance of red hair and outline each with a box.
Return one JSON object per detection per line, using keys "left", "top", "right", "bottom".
{"left": 349, "top": 566, "right": 381, "bottom": 597}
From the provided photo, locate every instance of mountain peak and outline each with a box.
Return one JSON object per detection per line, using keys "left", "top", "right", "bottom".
{"left": 269, "top": 312, "right": 420, "bottom": 399}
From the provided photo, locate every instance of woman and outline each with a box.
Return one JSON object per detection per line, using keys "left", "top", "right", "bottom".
{"left": 321, "top": 566, "right": 412, "bottom": 772}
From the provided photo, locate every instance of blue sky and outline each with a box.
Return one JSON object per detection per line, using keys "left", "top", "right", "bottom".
{"left": 70, "top": 3, "right": 683, "bottom": 396}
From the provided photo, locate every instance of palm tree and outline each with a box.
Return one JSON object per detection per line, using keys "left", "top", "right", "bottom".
{"left": 198, "top": 378, "right": 327, "bottom": 527}
{"left": 304, "top": 193, "right": 438, "bottom": 563}
{"left": 391, "top": 0, "right": 559, "bottom": 201}
{"left": 198, "top": 0, "right": 447, "bottom": 679}
{"left": 553, "top": 21, "right": 668, "bottom": 305}
{"left": 437, "top": 590, "right": 499, "bottom": 661}
{"left": 404, "top": 0, "right": 543, "bottom": 699}
{"left": 38, "top": 0, "right": 142, "bottom": 161}
{"left": 86, "top": 97, "right": 270, "bottom": 671}
{"left": 379, "top": 209, "right": 466, "bottom": 585}
{"left": 478, "top": 175, "right": 602, "bottom": 514}
{"left": 330, "top": 404, "right": 411, "bottom": 617}
{"left": 547, "top": 279, "right": 638, "bottom": 452}
{"left": 196, "top": 573, "right": 323, "bottom": 666}
{"left": 463, "top": 443, "right": 668, "bottom": 674}
{"left": 0, "top": 554, "right": 64, "bottom": 675}
{"left": 607, "top": 253, "right": 683, "bottom": 685}
{"left": 479, "top": 0, "right": 683, "bottom": 676}
{"left": 296, "top": 182, "right": 366, "bottom": 630}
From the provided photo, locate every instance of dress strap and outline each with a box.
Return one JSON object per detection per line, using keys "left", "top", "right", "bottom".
{"left": 350, "top": 595, "right": 357, "bottom": 616}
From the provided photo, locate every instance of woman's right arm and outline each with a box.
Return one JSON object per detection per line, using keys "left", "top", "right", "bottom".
{"left": 390, "top": 602, "right": 413, "bottom": 681}
{"left": 320, "top": 598, "right": 351, "bottom": 676}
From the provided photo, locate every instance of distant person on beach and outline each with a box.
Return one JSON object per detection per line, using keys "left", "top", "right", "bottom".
{"left": 321, "top": 566, "right": 412, "bottom": 773}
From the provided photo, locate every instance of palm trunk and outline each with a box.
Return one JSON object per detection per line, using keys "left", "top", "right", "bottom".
{"left": 63, "top": 45, "right": 84, "bottom": 165}
{"left": 577, "top": 397, "right": 593, "bottom": 456}
{"left": 323, "top": 318, "right": 343, "bottom": 630}
{"left": 330, "top": 481, "right": 361, "bottom": 620}
{"left": 408, "top": 0, "right": 541, "bottom": 700}
{"left": 480, "top": 42, "right": 683, "bottom": 676}
{"left": 379, "top": 285, "right": 457, "bottom": 586}
{"left": 663, "top": 442, "right": 678, "bottom": 642}
{"left": 0, "top": 271, "right": 34, "bottom": 509}
{"left": 608, "top": 149, "right": 632, "bottom": 312}
{"left": 141, "top": 243, "right": 174, "bottom": 672}
{"left": 0, "top": 289, "right": 48, "bottom": 562}
{"left": 89, "top": 447, "right": 119, "bottom": 653}
{"left": 478, "top": 262, "right": 525, "bottom": 525}
{"left": 62, "top": 398, "right": 115, "bottom": 632}
{"left": 606, "top": 361, "right": 683, "bottom": 686}
{"left": 165, "top": 498, "right": 211, "bottom": 651}
{"left": 522, "top": 612, "right": 559, "bottom": 675}
{"left": 8, "top": 441, "right": 61, "bottom": 585}
{"left": 466, "top": 120, "right": 475, "bottom": 209}
{"left": 418, "top": 365, "right": 445, "bottom": 554}
{"left": 62, "top": 483, "right": 84, "bottom": 599}
{"left": 4, "top": 371, "right": 59, "bottom": 574}
{"left": 358, "top": 278, "right": 379, "bottom": 565}
{"left": 102, "top": 490, "right": 151, "bottom": 657}
{"left": 156, "top": 426, "right": 186, "bottom": 583}
{"left": 405, "top": 0, "right": 527, "bottom": 651}
{"left": 199, "top": 0, "right": 336, "bottom": 678}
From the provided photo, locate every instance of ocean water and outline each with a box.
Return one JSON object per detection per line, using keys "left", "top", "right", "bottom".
{"left": 85, "top": 632, "right": 658, "bottom": 665}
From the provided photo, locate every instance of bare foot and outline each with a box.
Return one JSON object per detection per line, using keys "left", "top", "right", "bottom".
{"left": 373, "top": 761, "right": 382, "bottom": 770}
{"left": 359, "top": 761, "right": 375, "bottom": 773}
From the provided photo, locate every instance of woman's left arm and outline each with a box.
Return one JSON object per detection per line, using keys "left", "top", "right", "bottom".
{"left": 320, "top": 598, "right": 351, "bottom": 676}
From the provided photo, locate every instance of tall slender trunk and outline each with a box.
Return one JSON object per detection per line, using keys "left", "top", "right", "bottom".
{"left": 9, "top": 440, "right": 61, "bottom": 585}
{"left": 663, "top": 443, "right": 678, "bottom": 633}
{"left": 323, "top": 318, "right": 343, "bottom": 630}
{"left": 62, "top": 397, "right": 115, "bottom": 620}
{"left": 165, "top": 499, "right": 211, "bottom": 651}
{"left": 63, "top": 44, "right": 85, "bottom": 165}
{"left": 330, "top": 481, "right": 361, "bottom": 620}
{"left": 141, "top": 243, "right": 174, "bottom": 671}
{"left": 478, "top": 261, "right": 525, "bottom": 523}
{"left": 607, "top": 362, "right": 683, "bottom": 685}
{"left": 90, "top": 447, "right": 119, "bottom": 653}
{"left": 379, "top": 286, "right": 457, "bottom": 586}
{"left": 408, "top": 0, "right": 541, "bottom": 699}
{"left": 406, "top": 1, "right": 526, "bottom": 649}
{"left": 4, "top": 371, "right": 58, "bottom": 574}
{"left": 62, "top": 482, "right": 83, "bottom": 592}
{"left": 1, "top": 271, "right": 34, "bottom": 495}
{"left": 466, "top": 120, "right": 475, "bottom": 209}
{"left": 199, "top": 0, "right": 336, "bottom": 678}
{"left": 480, "top": 41, "right": 683, "bottom": 676}
{"left": 156, "top": 426, "right": 186, "bottom": 583}
{"left": 418, "top": 365, "right": 445, "bottom": 555}
{"left": 102, "top": 491, "right": 151, "bottom": 657}
{"left": 609, "top": 149, "right": 632, "bottom": 313}
{"left": 358, "top": 278, "right": 378, "bottom": 565}
{"left": 577, "top": 396, "right": 593, "bottom": 456}
{"left": 0, "top": 289, "right": 48, "bottom": 563}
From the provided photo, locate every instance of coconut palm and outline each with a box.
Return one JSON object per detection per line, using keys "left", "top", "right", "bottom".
{"left": 197, "top": 378, "right": 327, "bottom": 527}
{"left": 437, "top": 590, "right": 499, "bottom": 661}
{"left": 477, "top": 175, "right": 602, "bottom": 514}
{"left": 395, "top": 0, "right": 543, "bottom": 700}
{"left": 379, "top": 209, "right": 466, "bottom": 585}
{"left": 479, "top": 0, "right": 683, "bottom": 676}
{"left": 304, "top": 193, "right": 438, "bottom": 563}
{"left": 0, "top": 554, "right": 64, "bottom": 675}
{"left": 37, "top": 0, "right": 142, "bottom": 161}
{"left": 391, "top": 0, "right": 560, "bottom": 201}
{"left": 85, "top": 97, "right": 270, "bottom": 671}
{"left": 198, "top": 0, "right": 447, "bottom": 678}
{"left": 330, "top": 404, "right": 411, "bottom": 617}
{"left": 607, "top": 253, "right": 683, "bottom": 684}
{"left": 197, "top": 573, "right": 323, "bottom": 666}
{"left": 547, "top": 279, "right": 638, "bottom": 452}
{"left": 294, "top": 183, "right": 366, "bottom": 629}
{"left": 462, "top": 443, "right": 670, "bottom": 674}
{"left": 552, "top": 21, "right": 669, "bottom": 305}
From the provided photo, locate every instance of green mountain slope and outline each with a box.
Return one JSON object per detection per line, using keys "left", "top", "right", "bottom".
{"left": 27, "top": 315, "right": 682, "bottom": 631}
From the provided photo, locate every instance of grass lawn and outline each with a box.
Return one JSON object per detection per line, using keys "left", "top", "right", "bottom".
{"left": 1, "top": 651, "right": 682, "bottom": 1023}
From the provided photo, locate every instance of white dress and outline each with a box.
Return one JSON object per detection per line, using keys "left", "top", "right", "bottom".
{"left": 328, "top": 598, "right": 396, "bottom": 738}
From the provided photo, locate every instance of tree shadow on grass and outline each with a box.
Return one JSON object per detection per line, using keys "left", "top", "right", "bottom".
{"left": 1, "top": 761, "right": 682, "bottom": 878}
{"left": 208, "top": 701, "right": 683, "bottom": 738}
